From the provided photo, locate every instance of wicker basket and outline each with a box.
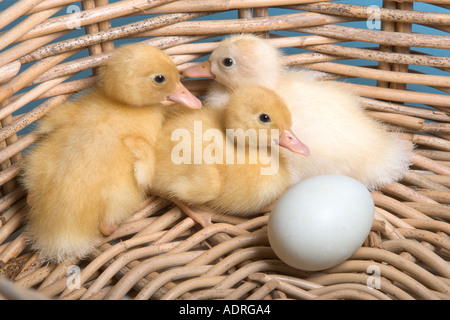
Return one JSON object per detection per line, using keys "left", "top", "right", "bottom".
{"left": 0, "top": 0, "right": 449, "bottom": 301}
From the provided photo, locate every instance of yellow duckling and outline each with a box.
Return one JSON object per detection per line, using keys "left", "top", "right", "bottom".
{"left": 21, "top": 43, "right": 201, "bottom": 263}
{"left": 184, "top": 34, "right": 412, "bottom": 190}
{"left": 137, "top": 85, "right": 309, "bottom": 226}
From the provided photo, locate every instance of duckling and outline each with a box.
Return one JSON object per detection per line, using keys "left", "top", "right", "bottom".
{"left": 142, "top": 85, "right": 309, "bottom": 226}
{"left": 21, "top": 43, "right": 201, "bottom": 263}
{"left": 183, "top": 34, "right": 412, "bottom": 190}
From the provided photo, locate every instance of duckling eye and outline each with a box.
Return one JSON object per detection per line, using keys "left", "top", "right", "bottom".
{"left": 221, "top": 58, "right": 234, "bottom": 67}
{"left": 153, "top": 75, "right": 166, "bottom": 84}
{"left": 259, "top": 114, "right": 271, "bottom": 123}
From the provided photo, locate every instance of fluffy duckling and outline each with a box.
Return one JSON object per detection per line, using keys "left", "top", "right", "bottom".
{"left": 139, "top": 85, "right": 309, "bottom": 226}
{"left": 184, "top": 34, "right": 412, "bottom": 190}
{"left": 21, "top": 43, "right": 201, "bottom": 263}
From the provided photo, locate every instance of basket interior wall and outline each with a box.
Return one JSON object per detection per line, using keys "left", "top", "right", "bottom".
{"left": 0, "top": 0, "right": 449, "bottom": 300}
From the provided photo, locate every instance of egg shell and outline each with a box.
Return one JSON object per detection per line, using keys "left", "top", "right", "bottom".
{"left": 268, "top": 175, "right": 374, "bottom": 271}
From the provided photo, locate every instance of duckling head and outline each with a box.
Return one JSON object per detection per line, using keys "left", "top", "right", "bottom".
{"left": 184, "top": 34, "right": 283, "bottom": 90}
{"left": 98, "top": 43, "right": 201, "bottom": 108}
{"left": 224, "top": 85, "right": 309, "bottom": 156}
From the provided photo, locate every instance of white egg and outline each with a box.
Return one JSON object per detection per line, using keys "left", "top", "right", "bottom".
{"left": 268, "top": 175, "right": 374, "bottom": 271}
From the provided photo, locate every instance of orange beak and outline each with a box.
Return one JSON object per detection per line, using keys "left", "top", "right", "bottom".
{"left": 183, "top": 60, "right": 215, "bottom": 79}
{"left": 277, "top": 129, "right": 310, "bottom": 156}
{"left": 167, "top": 82, "right": 202, "bottom": 109}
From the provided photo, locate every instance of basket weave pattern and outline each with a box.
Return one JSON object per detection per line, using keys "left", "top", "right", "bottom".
{"left": 0, "top": 0, "right": 449, "bottom": 300}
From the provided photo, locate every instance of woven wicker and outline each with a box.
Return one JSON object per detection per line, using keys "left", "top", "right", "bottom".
{"left": 0, "top": 0, "right": 449, "bottom": 301}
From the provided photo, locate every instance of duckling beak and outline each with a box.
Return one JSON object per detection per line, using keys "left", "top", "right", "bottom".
{"left": 183, "top": 60, "right": 215, "bottom": 79}
{"left": 277, "top": 129, "right": 310, "bottom": 156}
{"left": 167, "top": 82, "right": 202, "bottom": 109}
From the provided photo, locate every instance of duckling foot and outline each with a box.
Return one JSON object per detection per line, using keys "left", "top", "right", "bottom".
{"left": 26, "top": 192, "right": 36, "bottom": 206}
{"left": 100, "top": 220, "right": 118, "bottom": 236}
{"left": 173, "top": 200, "right": 213, "bottom": 228}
